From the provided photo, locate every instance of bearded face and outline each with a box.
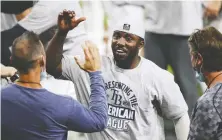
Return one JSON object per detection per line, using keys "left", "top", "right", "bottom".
{"left": 111, "top": 31, "right": 142, "bottom": 63}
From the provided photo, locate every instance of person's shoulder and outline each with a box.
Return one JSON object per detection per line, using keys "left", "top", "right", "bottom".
{"left": 195, "top": 94, "right": 215, "bottom": 116}
{"left": 1, "top": 84, "right": 17, "bottom": 92}
{"left": 198, "top": 84, "right": 222, "bottom": 109}
{"left": 1, "top": 84, "right": 20, "bottom": 99}
{"left": 140, "top": 57, "right": 162, "bottom": 71}
{"left": 101, "top": 55, "right": 113, "bottom": 69}
{"left": 44, "top": 89, "right": 74, "bottom": 105}
{"left": 192, "top": 93, "right": 221, "bottom": 133}
{"left": 62, "top": 55, "right": 78, "bottom": 66}
{"left": 101, "top": 55, "right": 112, "bottom": 62}
{"left": 140, "top": 57, "right": 173, "bottom": 78}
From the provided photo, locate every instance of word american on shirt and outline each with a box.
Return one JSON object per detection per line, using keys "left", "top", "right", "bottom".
{"left": 105, "top": 81, "right": 138, "bottom": 131}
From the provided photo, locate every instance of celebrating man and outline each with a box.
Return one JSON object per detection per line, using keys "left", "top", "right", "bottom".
{"left": 46, "top": 10, "right": 190, "bottom": 140}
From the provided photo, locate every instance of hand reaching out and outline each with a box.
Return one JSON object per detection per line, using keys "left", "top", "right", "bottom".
{"left": 74, "top": 41, "right": 101, "bottom": 72}
{"left": 1, "top": 66, "right": 17, "bottom": 77}
{"left": 57, "top": 9, "right": 86, "bottom": 33}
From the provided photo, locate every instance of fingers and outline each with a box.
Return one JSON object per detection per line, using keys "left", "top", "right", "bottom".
{"left": 90, "top": 41, "right": 99, "bottom": 56}
{"left": 63, "top": 9, "right": 70, "bottom": 19}
{"left": 58, "top": 10, "right": 68, "bottom": 26}
{"left": 58, "top": 10, "right": 74, "bottom": 21}
{"left": 58, "top": 12, "right": 63, "bottom": 21}
{"left": 58, "top": 9, "right": 85, "bottom": 30}
{"left": 82, "top": 41, "right": 99, "bottom": 61}
{"left": 85, "top": 41, "right": 94, "bottom": 59}
{"left": 82, "top": 43, "right": 92, "bottom": 61}
{"left": 77, "top": 41, "right": 101, "bottom": 72}
{"left": 75, "top": 17, "right": 86, "bottom": 25}
{"left": 85, "top": 41, "right": 100, "bottom": 64}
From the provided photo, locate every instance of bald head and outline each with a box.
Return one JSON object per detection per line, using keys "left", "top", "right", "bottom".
{"left": 11, "top": 31, "right": 45, "bottom": 73}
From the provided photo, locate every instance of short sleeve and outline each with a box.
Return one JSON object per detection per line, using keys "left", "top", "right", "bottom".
{"left": 18, "top": 1, "right": 57, "bottom": 34}
{"left": 157, "top": 71, "right": 188, "bottom": 119}
{"left": 61, "top": 55, "right": 81, "bottom": 82}
{"left": 18, "top": 1, "right": 85, "bottom": 36}
{"left": 188, "top": 101, "right": 220, "bottom": 140}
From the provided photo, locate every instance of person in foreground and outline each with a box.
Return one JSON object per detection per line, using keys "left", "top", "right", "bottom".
{"left": 188, "top": 27, "right": 222, "bottom": 140}
{"left": 1, "top": 30, "right": 108, "bottom": 139}
{"left": 46, "top": 10, "right": 190, "bottom": 140}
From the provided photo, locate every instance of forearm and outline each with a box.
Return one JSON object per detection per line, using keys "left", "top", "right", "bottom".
{"left": 174, "top": 113, "right": 190, "bottom": 140}
{"left": 81, "top": 71, "right": 108, "bottom": 132}
{"left": 1, "top": 65, "right": 17, "bottom": 77}
{"left": 15, "top": 7, "right": 32, "bottom": 21}
{"left": 68, "top": 71, "right": 108, "bottom": 132}
{"left": 88, "top": 71, "right": 108, "bottom": 122}
{"left": 46, "top": 31, "right": 67, "bottom": 76}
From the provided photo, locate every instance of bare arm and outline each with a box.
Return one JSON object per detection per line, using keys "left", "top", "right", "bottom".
{"left": 0, "top": 65, "right": 17, "bottom": 77}
{"left": 157, "top": 71, "right": 190, "bottom": 139}
{"left": 174, "top": 113, "right": 190, "bottom": 140}
{"left": 46, "top": 30, "right": 68, "bottom": 77}
{"left": 46, "top": 10, "right": 85, "bottom": 77}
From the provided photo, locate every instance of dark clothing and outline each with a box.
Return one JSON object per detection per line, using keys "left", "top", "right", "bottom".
{"left": 144, "top": 32, "right": 198, "bottom": 115}
{"left": 2, "top": 71, "right": 108, "bottom": 140}
{"left": 1, "top": 1, "right": 34, "bottom": 14}
{"left": 188, "top": 83, "right": 222, "bottom": 140}
{"left": 1, "top": 24, "right": 26, "bottom": 66}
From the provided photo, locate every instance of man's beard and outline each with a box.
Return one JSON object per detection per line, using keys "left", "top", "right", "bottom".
{"left": 114, "top": 49, "right": 139, "bottom": 68}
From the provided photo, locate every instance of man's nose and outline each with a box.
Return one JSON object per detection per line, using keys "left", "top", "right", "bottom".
{"left": 117, "top": 37, "right": 125, "bottom": 46}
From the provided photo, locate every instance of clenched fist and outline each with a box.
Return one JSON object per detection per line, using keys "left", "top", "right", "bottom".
{"left": 58, "top": 9, "right": 86, "bottom": 33}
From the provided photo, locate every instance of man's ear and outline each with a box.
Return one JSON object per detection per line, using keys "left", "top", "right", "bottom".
{"left": 39, "top": 55, "right": 45, "bottom": 67}
{"left": 196, "top": 53, "right": 203, "bottom": 66}
{"left": 138, "top": 39, "right": 144, "bottom": 49}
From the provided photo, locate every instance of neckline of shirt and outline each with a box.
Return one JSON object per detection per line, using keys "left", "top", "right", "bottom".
{"left": 12, "top": 83, "right": 47, "bottom": 91}
{"left": 111, "top": 56, "right": 143, "bottom": 73}
{"left": 206, "top": 82, "right": 222, "bottom": 93}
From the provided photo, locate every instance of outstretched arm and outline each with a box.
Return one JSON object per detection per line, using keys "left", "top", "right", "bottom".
{"left": 46, "top": 10, "right": 85, "bottom": 77}
{"left": 67, "top": 45, "right": 108, "bottom": 132}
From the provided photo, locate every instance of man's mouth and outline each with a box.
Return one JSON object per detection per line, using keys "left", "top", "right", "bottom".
{"left": 115, "top": 49, "right": 127, "bottom": 56}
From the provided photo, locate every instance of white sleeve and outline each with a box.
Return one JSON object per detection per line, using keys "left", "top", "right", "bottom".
{"left": 157, "top": 70, "right": 188, "bottom": 119}
{"left": 18, "top": 1, "right": 57, "bottom": 34}
{"left": 174, "top": 113, "right": 190, "bottom": 140}
{"left": 61, "top": 55, "right": 82, "bottom": 82}
{"left": 112, "top": 1, "right": 145, "bottom": 8}
{"left": 18, "top": 1, "right": 84, "bottom": 35}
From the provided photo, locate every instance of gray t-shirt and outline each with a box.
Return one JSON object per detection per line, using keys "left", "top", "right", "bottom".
{"left": 1, "top": 13, "right": 17, "bottom": 31}
{"left": 188, "top": 83, "right": 222, "bottom": 140}
{"left": 145, "top": 1, "right": 203, "bottom": 35}
{"left": 62, "top": 55, "right": 188, "bottom": 140}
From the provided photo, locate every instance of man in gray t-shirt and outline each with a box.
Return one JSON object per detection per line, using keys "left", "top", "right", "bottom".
{"left": 47, "top": 10, "right": 190, "bottom": 140}
{"left": 188, "top": 27, "right": 222, "bottom": 140}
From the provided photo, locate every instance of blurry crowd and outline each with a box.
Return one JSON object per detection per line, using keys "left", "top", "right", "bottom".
{"left": 1, "top": 1, "right": 222, "bottom": 140}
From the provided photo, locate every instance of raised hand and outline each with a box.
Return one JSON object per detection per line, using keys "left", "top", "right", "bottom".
{"left": 58, "top": 9, "right": 86, "bottom": 33}
{"left": 74, "top": 41, "right": 101, "bottom": 72}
